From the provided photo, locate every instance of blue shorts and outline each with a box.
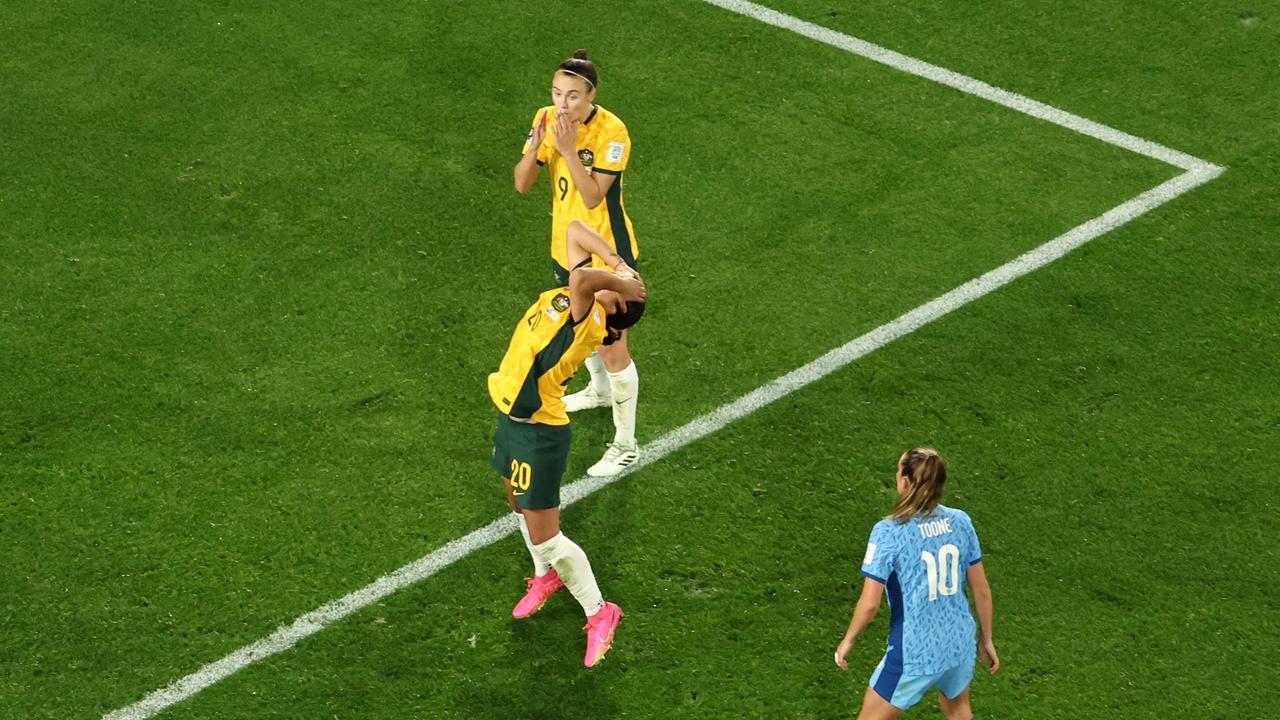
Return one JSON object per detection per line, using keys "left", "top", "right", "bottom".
{"left": 869, "top": 657, "right": 974, "bottom": 710}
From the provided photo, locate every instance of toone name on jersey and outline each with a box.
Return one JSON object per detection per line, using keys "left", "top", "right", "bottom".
{"left": 916, "top": 517, "right": 954, "bottom": 539}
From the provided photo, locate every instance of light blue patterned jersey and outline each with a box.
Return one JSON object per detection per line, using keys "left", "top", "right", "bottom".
{"left": 860, "top": 504, "right": 982, "bottom": 675}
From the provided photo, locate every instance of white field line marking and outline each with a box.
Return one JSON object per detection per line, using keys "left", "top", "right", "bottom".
{"left": 702, "top": 0, "right": 1223, "bottom": 175}
{"left": 103, "top": 4, "right": 1226, "bottom": 718}
{"left": 102, "top": 164, "right": 1222, "bottom": 720}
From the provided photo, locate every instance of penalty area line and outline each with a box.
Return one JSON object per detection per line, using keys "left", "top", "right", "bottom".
{"left": 101, "top": 164, "right": 1221, "bottom": 720}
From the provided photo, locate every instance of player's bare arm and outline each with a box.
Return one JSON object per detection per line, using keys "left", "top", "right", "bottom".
{"left": 834, "top": 577, "right": 885, "bottom": 670}
{"left": 966, "top": 562, "right": 1000, "bottom": 674}
{"left": 514, "top": 109, "right": 547, "bottom": 193}
{"left": 566, "top": 219, "right": 631, "bottom": 271}
{"left": 568, "top": 268, "right": 645, "bottom": 324}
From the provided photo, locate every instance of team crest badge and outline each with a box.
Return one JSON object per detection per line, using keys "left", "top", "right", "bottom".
{"left": 551, "top": 293, "right": 571, "bottom": 312}
{"left": 578, "top": 149, "right": 595, "bottom": 167}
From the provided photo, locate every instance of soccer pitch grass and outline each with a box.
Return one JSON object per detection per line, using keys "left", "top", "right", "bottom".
{"left": 2, "top": 1, "right": 1277, "bottom": 718}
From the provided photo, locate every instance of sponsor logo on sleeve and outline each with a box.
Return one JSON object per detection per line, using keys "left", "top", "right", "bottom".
{"left": 863, "top": 543, "right": 877, "bottom": 566}
{"left": 606, "top": 141, "right": 625, "bottom": 164}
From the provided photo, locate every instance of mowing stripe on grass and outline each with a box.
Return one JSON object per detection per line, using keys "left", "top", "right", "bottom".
{"left": 701, "top": 0, "right": 1223, "bottom": 175}
{"left": 102, "top": 165, "right": 1222, "bottom": 720}
{"left": 103, "top": 4, "right": 1226, "bottom": 717}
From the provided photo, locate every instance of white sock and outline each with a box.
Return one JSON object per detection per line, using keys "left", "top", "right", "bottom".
{"left": 515, "top": 513, "right": 551, "bottom": 577}
{"left": 608, "top": 361, "right": 638, "bottom": 449}
{"left": 534, "top": 532, "right": 604, "bottom": 616}
{"left": 584, "top": 352, "right": 611, "bottom": 397}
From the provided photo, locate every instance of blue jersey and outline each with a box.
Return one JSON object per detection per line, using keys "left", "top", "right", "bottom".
{"left": 860, "top": 504, "right": 982, "bottom": 674}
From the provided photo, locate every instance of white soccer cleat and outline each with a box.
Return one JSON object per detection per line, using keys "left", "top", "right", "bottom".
{"left": 587, "top": 443, "right": 640, "bottom": 477}
{"left": 563, "top": 385, "right": 612, "bottom": 413}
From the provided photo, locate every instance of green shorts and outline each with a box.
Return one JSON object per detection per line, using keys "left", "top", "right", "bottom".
{"left": 490, "top": 413, "right": 572, "bottom": 510}
{"left": 552, "top": 260, "right": 570, "bottom": 287}
{"left": 551, "top": 258, "right": 642, "bottom": 287}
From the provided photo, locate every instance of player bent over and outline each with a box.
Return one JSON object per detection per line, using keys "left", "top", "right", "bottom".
{"left": 487, "top": 220, "right": 646, "bottom": 667}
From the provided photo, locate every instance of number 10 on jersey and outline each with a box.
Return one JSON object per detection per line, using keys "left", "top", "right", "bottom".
{"left": 921, "top": 544, "right": 961, "bottom": 601}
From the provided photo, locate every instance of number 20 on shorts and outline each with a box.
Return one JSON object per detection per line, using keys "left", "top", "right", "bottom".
{"left": 510, "top": 460, "right": 532, "bottom": 493}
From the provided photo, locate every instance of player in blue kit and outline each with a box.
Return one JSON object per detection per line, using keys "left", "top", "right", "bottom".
{"left": 834, "top": 449, "right": 1000, "bottom": 719}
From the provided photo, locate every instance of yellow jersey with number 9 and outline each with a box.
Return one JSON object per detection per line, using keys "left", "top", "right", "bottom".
{"left": 523, "top": 105, "right": 639, "bottom": 271}
{"left": 488, "top": 287, "right": 608, "bottom": 426}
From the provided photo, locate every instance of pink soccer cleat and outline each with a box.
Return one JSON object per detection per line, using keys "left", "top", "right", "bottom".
{"left": 512, "top": 569, "right": 565, "bottom": 619}
{"left": 582, "top": 601, "right": 623, "bottom": 667}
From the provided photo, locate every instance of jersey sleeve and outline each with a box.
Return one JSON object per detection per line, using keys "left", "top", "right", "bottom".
{"left": 959, "top": 511, "right": 983, "bottom": 566}
{"left": 860, "top": 522, "right": 895, "bottom": 584}
{"left": 521, "top": 108, "right": 551, "bottom": 166}
{"left": 592, "top": 121, "right": 631, "bottom": 175}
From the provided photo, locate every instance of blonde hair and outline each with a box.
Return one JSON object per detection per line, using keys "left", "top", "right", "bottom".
{"left": 888, "top": 448, "right": 947, "bottom": 523}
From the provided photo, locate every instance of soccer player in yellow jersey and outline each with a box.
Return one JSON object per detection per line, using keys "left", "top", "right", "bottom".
{"left": 513, "top": 49, "right": 643, "bottom": 478}
{"left": 489, "top": 220, "right": 646, "bottom": 667}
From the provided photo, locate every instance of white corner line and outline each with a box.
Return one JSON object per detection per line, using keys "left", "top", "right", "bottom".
{"left": 102, "top": 5, "right": 1226, "bottom": 718}
{"left": 102, "top": 164, "right": 1221, "bottom": 720}
{"left": 701, "top": 0, "right": 1224, "bottom": 175}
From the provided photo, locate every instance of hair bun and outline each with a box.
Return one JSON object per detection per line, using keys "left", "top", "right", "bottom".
{"left": 557, "top": 51, "right": 598, "bottom": 88}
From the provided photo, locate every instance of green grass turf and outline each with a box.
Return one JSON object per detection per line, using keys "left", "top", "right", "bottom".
{"left": 1, "top": 0, "right": 1277, "bottom": 718}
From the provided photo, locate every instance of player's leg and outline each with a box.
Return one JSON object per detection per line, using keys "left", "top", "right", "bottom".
{"left": 529, "top": 519, "right": 621, "bottom": 666}
{"left": 521, "top": 434, "right": 594, "bottom": 612}
{"left": 504, "top": 475, "right": 562, "bottom": 619}
{"left": 503, "top": 475, "right": 518, "bottom": 512}
{"left": 560, "top": 235, "right": 612, "bottom": 412}
{"left": 563, "top": 350, "right": 612, "bottom": 411}
{"left": 528, "top": 424, "right": 622, "bottom": 665}
{"left": 855, "top": 686, "right": 905, "bottom": 720}
{"left": 935, "top": 662, "right": 976, "bottom": 720}
{"left": 937, "top": 687, "right": 973, "bottom": 720}
{"left": 506, "top": 480, "right": 550, "bottom": 575}
{"left": 587, "top": 330, "right": 639, "bottom": 477}
{"left": 521, "top": 506, "right": 562, "bottom": 545}
{"left": 495, "top": 417, "right": 550, "bottom": 578}
{"left": 498, "top": 417, "right": 564, "bottom": 618}
{"left": 599, "top": 330, "right": 638, "bottom": 438}
{"left": 504, "top": 476, "right": 565, "bottom": 617}
{"left": 862, "top": 660, "right": 930, "bottom": 719}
